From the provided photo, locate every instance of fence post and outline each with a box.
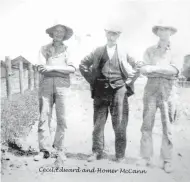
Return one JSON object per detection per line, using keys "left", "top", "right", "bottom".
{"left": 28, "top": 63, "right": 33, "bottom": 90}
{"left": 34, "top": 66, "right": 38, "bottom": 88}
{"left": 19, "top": 60, "right": 24, "bottom": 94}
{"left": 5, "top": 56, "right": 12, "bottom": 99}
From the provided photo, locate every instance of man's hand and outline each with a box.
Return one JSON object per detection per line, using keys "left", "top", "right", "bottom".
{"left": 134, "top": 61, "right": 145, "bottom": 75}
{"left": 136, "top": 61, "right": 144, "bottom": 69}
{"left": 37, "top": 65, "right": 54, "bottom": 73}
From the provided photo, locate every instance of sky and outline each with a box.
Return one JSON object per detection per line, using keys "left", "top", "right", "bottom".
{"left": 0, "top": 0, "right": 190, "bottom": 68}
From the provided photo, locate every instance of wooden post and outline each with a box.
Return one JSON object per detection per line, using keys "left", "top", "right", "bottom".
{"left": 34, "top": 66, "right": 38, "bottom": 88}
{"left": 19, "top": 60, "right": 24, "bottom": 94}
{"left": 5, "top": 56, "right": 12, "bottom": 99}
{"left": 28, "top": 63, "right": 33, "bottom": 90}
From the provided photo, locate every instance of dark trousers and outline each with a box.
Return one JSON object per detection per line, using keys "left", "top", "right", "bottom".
{"left": 92, "top": 85, "right": 129, "bottom": 159}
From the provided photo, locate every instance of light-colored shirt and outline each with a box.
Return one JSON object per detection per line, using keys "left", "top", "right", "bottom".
{"left": 38, "top": 42, "right": 75, "bottom": 69}
{"left": 143, "top": 43, "right": 179, "bottom": 97}
{"left": 143, "top": 42, "right": 179, "bottom": 79}
{"left": 143, "top": 43, "right": 171, "bottom": 65}
{"left": 38, "top": 42, "right": 75, "bottom": 88}
{"left": 106, "top": 45, "right": 117, "bottom": 60}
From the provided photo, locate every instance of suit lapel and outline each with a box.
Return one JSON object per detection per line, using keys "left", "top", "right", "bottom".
{"left": 116, "top": 44, "right": 127, "bottom": 62}
{"left": 94, "top": 45, "right": 106, "bottom": 69}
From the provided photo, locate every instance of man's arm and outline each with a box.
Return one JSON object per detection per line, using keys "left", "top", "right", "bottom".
{"left": 37, "top": 47, "right": 76, "bottom": 75}
{"left": 52, "top": 49, "right": 76, "bottom": 74}
{"left": 47, "top": 65, "right": 75, "bottom": 73}
{"left": 127, "top": 55, "right": 143, "bottom": 70}
{"left": 79, "top": 50, "right": 95, "bottom": 84}
{"left": 153, "top": 65, "right": 178, "bottom": 75}
{"left": 126, "top": 54, "right": 142, "bottom": 85}
{"left": 140, "top": 48, "right": 178, "bottom": 77}
{"left": 37, "top": 65, "right": 75, "bottom": 74}
{"left": 140, "top": 64, "right": 178, "bottom": 77}
{"left": 42, "top": 71, "right": 69, "bottom": 78}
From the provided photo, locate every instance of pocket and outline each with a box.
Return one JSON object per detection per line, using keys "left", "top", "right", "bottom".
{"left": 94, "top": 79, "right": 112, "bottom": 97}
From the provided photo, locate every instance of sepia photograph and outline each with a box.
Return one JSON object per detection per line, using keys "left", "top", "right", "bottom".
{"left": 0, "top": 0, "right": 190, "bottom": 181}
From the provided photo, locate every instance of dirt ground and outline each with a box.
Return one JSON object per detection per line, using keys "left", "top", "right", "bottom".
{"left": 1, "top": 77, "right": 190, "bottom": 182}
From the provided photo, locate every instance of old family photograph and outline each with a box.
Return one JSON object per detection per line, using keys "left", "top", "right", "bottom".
{"left": 1, "top": 0, "right": 190, "bottom": 182}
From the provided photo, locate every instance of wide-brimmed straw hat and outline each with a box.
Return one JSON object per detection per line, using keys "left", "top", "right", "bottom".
{"left": 152, "top": 20, "right": 177, "bottom": 36}
{"left": 46, "top": 24, "right": 73, "bottom": 41}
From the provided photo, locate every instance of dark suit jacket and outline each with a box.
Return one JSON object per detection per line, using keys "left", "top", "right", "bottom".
{"left": 79, "top": 45, "right": 140, "bottom": 98}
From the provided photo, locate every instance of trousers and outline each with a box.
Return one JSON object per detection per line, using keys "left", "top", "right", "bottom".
{"left": 93, "top": 85, "right": 129, "bottom": 159}
{"left": 38, "top": 76, "right": 70, "bottom": 152}
{"left": 140, "top": 77, "right": 177, "bottom": 162}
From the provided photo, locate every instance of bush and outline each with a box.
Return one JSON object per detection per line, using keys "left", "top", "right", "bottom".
{"left": 1, "top": 90, "right": 39, "bottom": 144}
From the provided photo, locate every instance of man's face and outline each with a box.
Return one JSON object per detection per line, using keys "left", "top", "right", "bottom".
{"left": 157, "top": 28, "right": 171, "bottom": 41}
{"left": 105, "top": 31, "right": 120, "bottom": 45}
{"left": 52, "top": 26, "right": 66, "bottom": 41}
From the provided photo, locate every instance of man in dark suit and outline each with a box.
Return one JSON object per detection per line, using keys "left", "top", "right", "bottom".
{"left": 79, "top": 24, "right": 140, "bottom": 162}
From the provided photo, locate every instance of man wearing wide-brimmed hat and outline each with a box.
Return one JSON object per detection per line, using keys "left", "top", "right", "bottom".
{"left": 79, "top": 23, "right": 141, "bottom": 162}
{"left": 138, "top": 22, "right": 179, "bottom": 173}
{"left": 34, "top": 23, "right": 76, "bottom": 163}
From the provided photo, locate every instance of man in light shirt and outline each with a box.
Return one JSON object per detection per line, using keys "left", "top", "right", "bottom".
{"left": 79, "top": 24, "right": 140, "bottom": 162}
{"left": 138, "top": 23, "right": 179, "bottom": 173}
{"left": 34, "top": 24, "right": 76, "bottom": 163}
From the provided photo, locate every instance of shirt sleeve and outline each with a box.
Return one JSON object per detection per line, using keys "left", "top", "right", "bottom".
{"left": 37, "top": 47, "right": 46, "bottom": 66}
{"left": 170, "top": 55, "right": 180, "bottom": 76}
{"left": 140, "top": 48, "right": 154, "bottom": 76}
{"left": 127, "top": 54, "right": 137, "bottom": 69}
{"left": 66, "top": 49, "right": 76, "bottom": 71}
{"left": 143, "top": 48, "right": 151, "bottom": 65}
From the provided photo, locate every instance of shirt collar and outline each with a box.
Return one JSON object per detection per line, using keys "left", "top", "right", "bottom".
{"left": 106, "top": 44, "right": 117, "bottom": 50}
{"left": 51, "top": 42, "right": 67, "bottom": 50}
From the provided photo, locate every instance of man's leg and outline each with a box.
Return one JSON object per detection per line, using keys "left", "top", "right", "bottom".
{"left": 53, "top": 89, "right": 67, "bottom": 162}
{"left": 35, "top": 79, "right": 54, "bottom": 161}
{"left": 159, "top": 101, "right": 173, "bottom": 173}
{"left": 89, "top": 97, "right": 109, "bottom": 161}
{"left": 168, "top": 92, "right": 179, "bottom": 124}
{"left": 38, "top": 95, "right": 53, "bottom": 151}
{"left": 139, "top": 93, "right": 157, "bottom": 165}
{"left": 110, "top": 86, "right": 128, "bottom": 161}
